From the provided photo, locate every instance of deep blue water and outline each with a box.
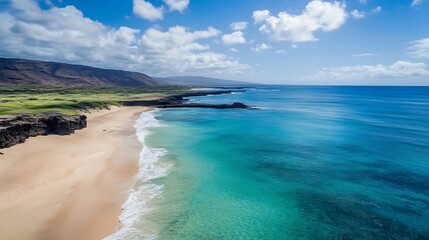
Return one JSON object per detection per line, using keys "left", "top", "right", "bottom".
{"left": 125, "top": 86, "right": 429, "bottom": 239}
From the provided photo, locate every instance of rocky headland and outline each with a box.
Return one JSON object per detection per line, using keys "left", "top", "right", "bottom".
{"left": 0, "top": 90, "right": 251, "bottom": 149}
{"left": 123, "top": 90, "right": 251, "bottom": 109}
{"left": 0, "top": 114, "right": 86, "bottom": 148}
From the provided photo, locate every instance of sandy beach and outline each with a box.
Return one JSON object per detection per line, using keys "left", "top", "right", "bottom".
{"left": 0, "top": 106, "right": 147, "bottom": 240}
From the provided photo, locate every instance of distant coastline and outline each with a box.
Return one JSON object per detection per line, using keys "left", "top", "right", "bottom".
{"left": 0, "top": 89, "right": 250, "bottom": 149}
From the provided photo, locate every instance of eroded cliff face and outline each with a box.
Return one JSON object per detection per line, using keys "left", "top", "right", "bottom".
{"left": 0, "top": 115, "right": 87, "bottom": 148}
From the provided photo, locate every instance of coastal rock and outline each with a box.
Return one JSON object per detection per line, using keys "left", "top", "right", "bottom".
{"left": 123, "top": 90, "right": 252, "bottom": 109}
{"left": 0, "top": 114, "right": 87, "bottom": 149}
{"left": 157, "top": 102, "right": 251, "bottom": 109}
{"left": 0, "top": 90, "right": 250, "bottom": 149}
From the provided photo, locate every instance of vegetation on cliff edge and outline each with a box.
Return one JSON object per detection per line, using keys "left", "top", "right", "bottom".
{"left": 0, "top": 86, "right": 190, "bottom": 115}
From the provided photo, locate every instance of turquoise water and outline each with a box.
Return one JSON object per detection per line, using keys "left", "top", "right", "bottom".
{"left": 112, "top": 86, "right": 429, "bottom": 239}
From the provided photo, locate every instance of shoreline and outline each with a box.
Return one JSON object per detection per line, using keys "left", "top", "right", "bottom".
{"left": 0, "top": 106, "right": 148, "bottom": 240}
{"left": 1, "top": 88, "right": 249, "bottom": 150}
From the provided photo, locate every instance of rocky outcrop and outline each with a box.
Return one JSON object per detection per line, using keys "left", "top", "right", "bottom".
{"left": 123, "top": 90, "right": 252, "bottom": 109}
{"left": 0, "top": 90, "right": 251, "bottom": 149}
{"left": 0, "top": 115, "right": 87, "bottom": 148}
{"left": 157, "top": 102, "right": 250, "bottom": 109}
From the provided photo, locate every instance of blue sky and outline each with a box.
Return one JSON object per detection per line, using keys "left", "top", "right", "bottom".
{"left": 0, "top": 0, "right": 428, "bottom": 85}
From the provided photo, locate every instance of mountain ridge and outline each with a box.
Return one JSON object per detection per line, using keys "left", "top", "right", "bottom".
{"left": 0, "top": 58, "right": 157, "bottom": 87}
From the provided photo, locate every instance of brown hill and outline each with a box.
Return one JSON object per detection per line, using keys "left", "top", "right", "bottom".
{"left": 0, "top": 58, "right": 158, "bottom": 87}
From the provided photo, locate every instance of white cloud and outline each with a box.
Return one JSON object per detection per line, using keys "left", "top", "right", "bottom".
{"left": 350, "top": 9, "right": 365, "bottom": 19}
{"left": 222, "top": 31, "right": 246, "bottom": 45}
{"left": 350, "top": 6, "right": 381, "bottom": 20}
{"left": 229, "top": 48, "right": 238, "bottom": 52}
{"left": 253, "top": 0, "right": 347, "bottom": 42}
{"left": 253, "top": 10, "right": 271, "bottom": 24}
{"left": 164, "top": 0, "right": 189, "bottom": 12}
{"left": 409, "top": 38, "right": 429, "bottom": 58}
{"left": 141, "top": 26, "right": 220, "bottom": 51}
{"left": 350, "top": 53, "right": 380, "bottom": 57}
{"left": 132, "top": 0, "right": 189, "bottom": 20}
{"left": 133, "top": 0, "right": 164, "bottom": 21}
{"left": 411, "top": 0, "right": 424, "bottom": 7}
{"left": 372, "top": 6, "right": 382, "bottom": 13}
{"left": 230, "top": 21, "right": 248, "bottom": 31}
{"left": 11, "top": 0, "right": 40, "bottom": 12}
{"left": 359, "top": 0, "right": 367, "bottom": 3}
{"left": 251, "top": 43, "right": 271, "bottom": 52}
{"left": 305, "top": 61, "right": 429, "bottom": 81}
{"left": 140, "top": 26, "right": 247, "bottom": 75}
{"left": 0, "top": 0, "right": 248, "bottom": 77}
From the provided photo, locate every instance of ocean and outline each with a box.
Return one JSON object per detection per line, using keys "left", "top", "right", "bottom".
{"left": 107, "top": 86, "right": 429, "bottom": 240}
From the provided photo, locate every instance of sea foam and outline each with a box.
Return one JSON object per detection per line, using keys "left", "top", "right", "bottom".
{"left": 105, "top": 110, "right": 169, "bottom": 240}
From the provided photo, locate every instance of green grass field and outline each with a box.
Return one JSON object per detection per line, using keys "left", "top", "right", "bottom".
{"left": 0, "top": 86, "right": 189, "bottom": 116}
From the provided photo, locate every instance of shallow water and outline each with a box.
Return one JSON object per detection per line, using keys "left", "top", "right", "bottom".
{"left": 110, "top": 86, "right": 429, "bottom": 239}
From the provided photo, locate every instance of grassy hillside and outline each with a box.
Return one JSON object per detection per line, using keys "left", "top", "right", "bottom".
{"left": 0, "top": 58, "right": 158, "bottom": 87}
{"left": 0, "top": 86, "right": 188, "bottom": 116}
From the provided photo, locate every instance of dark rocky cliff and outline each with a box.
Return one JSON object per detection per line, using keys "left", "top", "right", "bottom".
{"left": 0, "top": 115, "right": 87, "bottom": 148}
